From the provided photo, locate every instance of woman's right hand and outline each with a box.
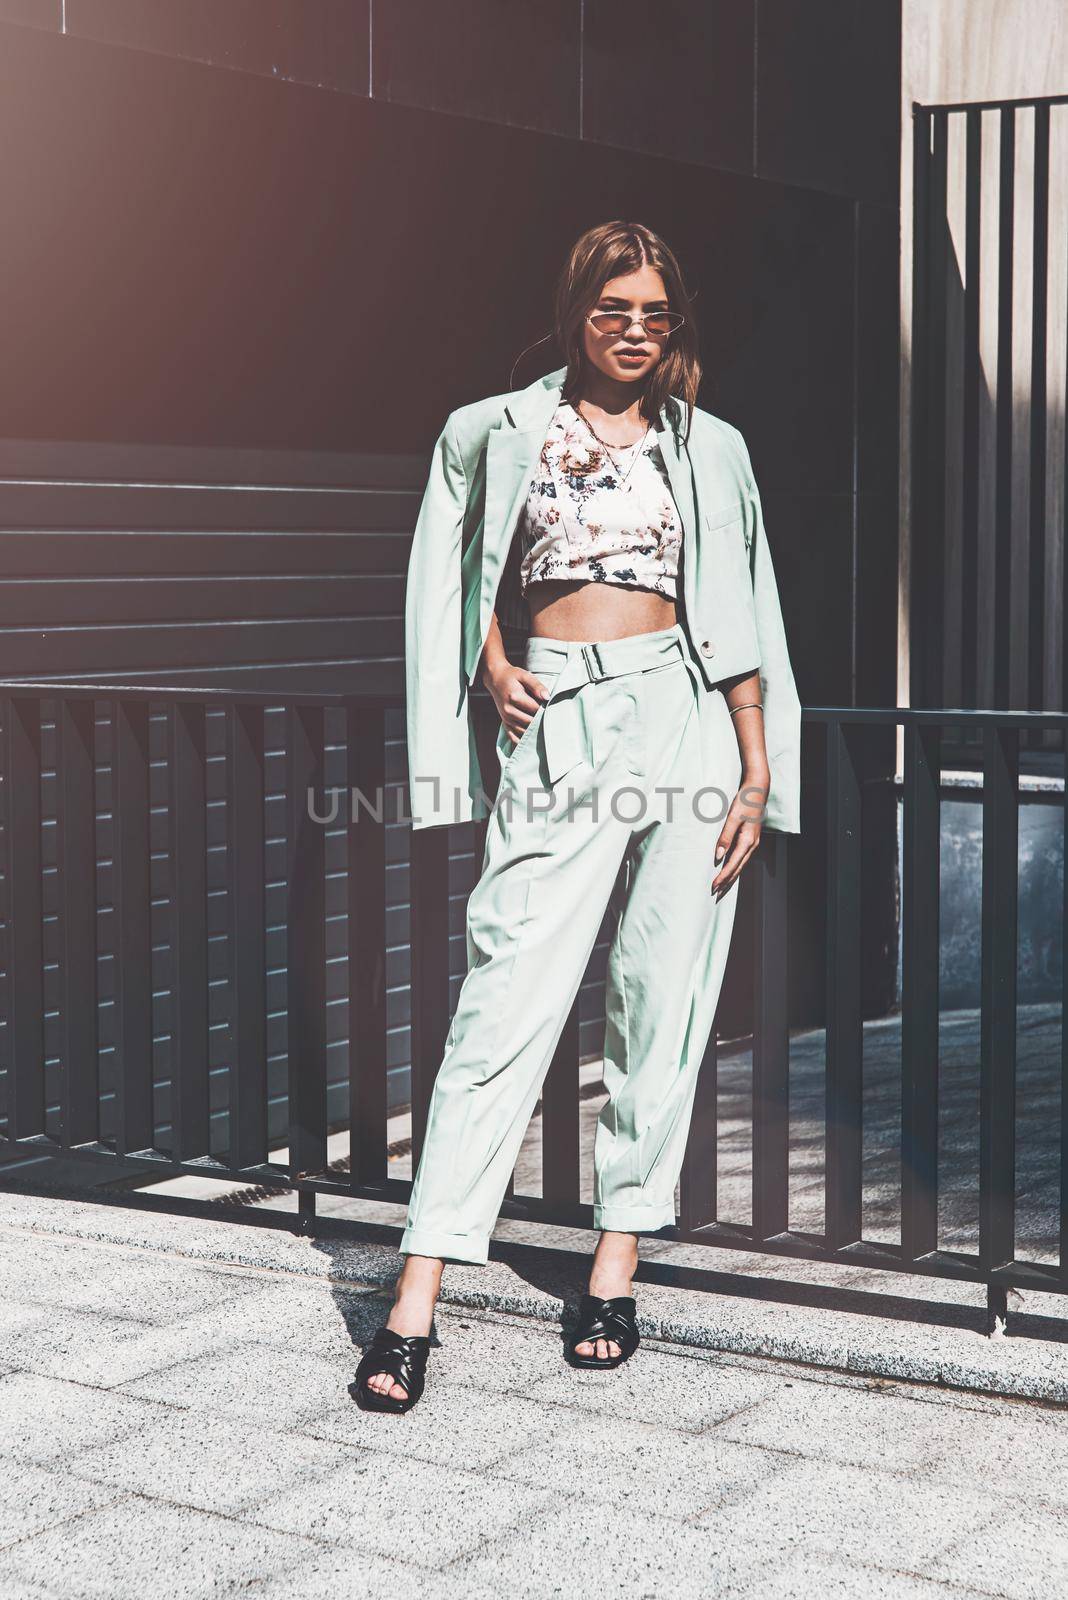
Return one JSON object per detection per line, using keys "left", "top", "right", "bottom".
{"left": 482, "top": 659, "right": 551, "bottom": 747}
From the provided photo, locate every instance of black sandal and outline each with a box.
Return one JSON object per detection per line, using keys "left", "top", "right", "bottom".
{"left": 353, "top": 1327, "right": 432, "bottom": 1414}
{"left": 565, "top": 1293, "right": 640, "bottom": 1370}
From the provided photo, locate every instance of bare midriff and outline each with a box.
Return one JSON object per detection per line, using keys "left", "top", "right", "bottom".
{"left": 525, "top": 578, "right": 677, "bottom": 643}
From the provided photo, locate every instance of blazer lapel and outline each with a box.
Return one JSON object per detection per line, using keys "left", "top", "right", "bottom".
{"left": 472, "top": 368, "right": 565, "bottom": 681}
{"left": 655, "top": 401, "right": 697, "bottom": 566}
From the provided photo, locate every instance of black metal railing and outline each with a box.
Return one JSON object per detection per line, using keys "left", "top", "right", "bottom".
{"left": 1, "top": 684, "right": 1065, "bottom": 1328}
{"left": 911, "top": 92, "right": 1068, "bottom": 722}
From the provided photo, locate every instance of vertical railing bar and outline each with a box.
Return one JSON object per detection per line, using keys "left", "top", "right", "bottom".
{"left": 978, "top": 722, "right": 1018, "bottom": 1274}
{"left": 113, "top": 698, "right": 153, "bottom": 1156}
{"left": 1063, "top": 150, "right": 1068, "bottom": 723}
{"left": 825, "top": 720, "right": 863, "bottom": 1249}
{"left": 752, "top": 829, "right": 790, "bottom": 1242}
{"left": 228, "top": 703, "right": 267, "bottom": 1170}
{"left": 928, "top": 108, "right": 949, "bottom": 711}
{"left": 961, "top": 107, "right": 982, "bottom": 708}
{"left": 541, "top": 997, "right": 580, "bottom": 1207}
{"left": 1028, "top": 100, "right": 1050, "bottom": 715}
{"left": 993, "top": 105, "right": 1016, "bottom": 710}
{"left": 285, "top": 702, "right": 327, "bottom": 1186}
{"left": 1063, "top": 157, "right": 1068, "bottom": 1289}
{"left": 923, "top": 110, "right": 950, "bottom": 709}
{"left": 170, "top": 701, "right": 209, "bottom": 1161}
{"left": 347, "top": 701, "right": 388, "bottom": 1186}
{"left": 901, "top": 720, "right": 942, "bottom": 1260}
{"left": 1061, "top": 160, "right": 1068, "bottom": 1286}
{"left": 909, "top": 106, "right": 932, "bottom": 709}
{"left": 57, "top": 697, "right": 98, "bottom": 1148}
{"left": 1061, "top": 733, "right": 1068, "bottom": 1286}
{"left": 4, "top": 696, "right": 45, "bottom": 1139}
{"left": 408, "top": 827, "right": 450, "bottom": 1173}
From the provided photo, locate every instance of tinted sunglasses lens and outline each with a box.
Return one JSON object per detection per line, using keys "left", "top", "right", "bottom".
{"left": 643, "top": 314, "right": 683, "bottom": 336}
{"left": 590, "top": 313, "right": 630, "bottom": 334}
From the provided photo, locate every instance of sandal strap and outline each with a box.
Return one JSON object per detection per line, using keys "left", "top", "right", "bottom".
{"left": 571, "top": 1293, "right": 638, "bottom": 1346}
{"left": 356, "top": 1326, "right": 431, "bottom": 1393}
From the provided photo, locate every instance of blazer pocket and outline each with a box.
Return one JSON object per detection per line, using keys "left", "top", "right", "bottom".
{"left": 702, "top": 509, "right": 753, "bottom": 594}
{"left": 702, "top": 500, "right": 748, "bottom": 536}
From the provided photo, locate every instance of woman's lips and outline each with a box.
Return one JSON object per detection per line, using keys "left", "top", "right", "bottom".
{"left": 616, "top": 350, "right": 650, "bottom": 362}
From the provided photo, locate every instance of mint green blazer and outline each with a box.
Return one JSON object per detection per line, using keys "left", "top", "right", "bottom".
{"left": 404, "top": 364, "right": 802, "bottom": 834}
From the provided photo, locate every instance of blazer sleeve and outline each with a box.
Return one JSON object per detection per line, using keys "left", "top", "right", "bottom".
{"left": 738, "top": 439, "right": 803, "bottom": 836}
{"left": 404, "top": 413, "right": 491, "bottom": 831}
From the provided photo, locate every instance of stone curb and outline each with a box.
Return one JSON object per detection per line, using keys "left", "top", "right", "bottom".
{"left": 3, "top": 1181, "right": 1067, "bottom": 1408}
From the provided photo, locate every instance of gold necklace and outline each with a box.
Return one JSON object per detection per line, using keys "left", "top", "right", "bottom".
{"left": 573, "top": 403, "right": 651, "bottom": 488}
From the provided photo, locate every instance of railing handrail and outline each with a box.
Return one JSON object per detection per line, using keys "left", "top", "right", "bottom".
{"left": 913, "top": 92, "right": 1068, "bottom": 114}
{"left": 802, "top": 706, "right": 1068, "bottom": 727}
{"left": 0, "top": 680, "right": 1065, "bottom": 729}
{"left": 0, "top": 679, "right": 403, "bottom": 707}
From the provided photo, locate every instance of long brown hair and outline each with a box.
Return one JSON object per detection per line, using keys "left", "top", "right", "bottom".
{"left": 552, "top": 221, "right": 701, "bottom": 445}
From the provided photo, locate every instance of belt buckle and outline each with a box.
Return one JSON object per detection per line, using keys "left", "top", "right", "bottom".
{"left": 581, "top": 641, "right": 606, "bottom": 681}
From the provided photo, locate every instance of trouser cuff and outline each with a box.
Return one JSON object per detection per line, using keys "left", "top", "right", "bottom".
{"left": 399, "top": 1226, "right": 490, "bottom": 1265}
{"left": 593, "top": 1201, "right": 677, "bottom": 1234}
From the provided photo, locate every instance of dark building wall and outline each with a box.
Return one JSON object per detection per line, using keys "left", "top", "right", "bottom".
{"left": 0, "top": 7, "right": 901, "bottom": 693}
{"left": 0, "top": 3, "right": 902, "bottom": 707}
{"left": 0, "top": 5, "right": 902, "bottom": 1133}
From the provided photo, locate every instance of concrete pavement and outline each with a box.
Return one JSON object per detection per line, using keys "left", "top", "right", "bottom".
{"left": 1, "top": 1186, "right": 1066, "bottom": 1599}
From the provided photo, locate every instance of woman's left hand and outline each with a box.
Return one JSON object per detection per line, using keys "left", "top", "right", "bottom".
{"left": 710, "top": 774, "right": 768, "bottom": 897}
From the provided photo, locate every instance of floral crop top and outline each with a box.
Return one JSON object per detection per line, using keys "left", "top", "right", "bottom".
{"left": 517, "top": 401, "right": 683, "bottom": 599}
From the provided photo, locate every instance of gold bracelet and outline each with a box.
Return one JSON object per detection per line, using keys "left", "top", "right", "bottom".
{"left": 728, "top": 701, "right": 764, "bottom": 718}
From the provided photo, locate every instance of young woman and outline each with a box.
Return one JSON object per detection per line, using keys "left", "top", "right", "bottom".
{"left": 355, "top": 220, "right": 802, "bottom": 1413}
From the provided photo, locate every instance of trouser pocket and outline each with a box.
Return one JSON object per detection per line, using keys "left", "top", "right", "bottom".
{"left": 495, "top": 660, "right": 565, "bottom": 771}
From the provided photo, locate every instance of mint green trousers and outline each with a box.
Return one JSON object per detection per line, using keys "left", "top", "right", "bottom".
{"left": 400, "top": 622, "right": 742, "bottom": 1264}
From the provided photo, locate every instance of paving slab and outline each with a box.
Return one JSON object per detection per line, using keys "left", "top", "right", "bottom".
{"left": 0, "top": 1497, "right": 317, "bottom": 1600}
{"left": 117, "top": 1339, "right": 369, "bottom": 1432}
{"left": 388, "top": 1304, "right": 572, "bottom": 1394}
{"left": 513, "top": 1343, "right": 775, "bottom": 1431}
{"left": 58, "top": 1412, "right": 369, "bottom": 1518}
{"left": 495, "top": 1413, "right": 791, "bottom": 1520}
{"left": 0, "top": 1462, "right": 125, "bottom": 1550}
{"left": 0, "top": 1582, "right": 67, "bottom": 1600}
{"left": 1, "top": 1300, "right": 282, "bottom": 1392}
{"left": 244, "top": 1546, "right": 502, "bottom": 1600}
{"left": 0, "top": 1304, "right": 52, "bottom": 1340}
{"left": 245, "top": 1453, "right": 563, "bottom": 1568}
{"left": 0, "top": 1372, "right": 178, "bottom": 1469}
{"left": 928, "top": 1506, "right": 1068, "bottom": 1600}
{"left": 300, "top": 1372, "right": 582, "bottom": 1472}
{"left": 713, "top": 1551, "right": 998, "bottom": 1600}
{"left": 0, "top": 1232, "right": 267, "bottom": 1326}
{"left": 686, "top": 1455, "right": 1009, "bottom": 1573}
{"left": 715, "top": 1377, "right": 1068, "bottom": 1500}
{"left": 443, "top": 1497, "right": 777, "bottom": 1599}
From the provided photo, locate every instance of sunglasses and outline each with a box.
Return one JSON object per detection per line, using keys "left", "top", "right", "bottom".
{"left": 586, "top": 310, "right": 685, "bottom": 339}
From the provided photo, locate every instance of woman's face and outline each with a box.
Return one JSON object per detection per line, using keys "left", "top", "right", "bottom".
{"left": 581, "top": 265, "right": 672, "bottom": 385}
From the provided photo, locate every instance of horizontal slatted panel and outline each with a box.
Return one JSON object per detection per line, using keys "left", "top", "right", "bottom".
{"left": 0, "top": 438, "right": 616, "bottom": 1173}
{"left": 0, "top": 578, "right": 404, "bottom": 629}
{"left": 0, "top": 443, "right": 419, "bottom": 685}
